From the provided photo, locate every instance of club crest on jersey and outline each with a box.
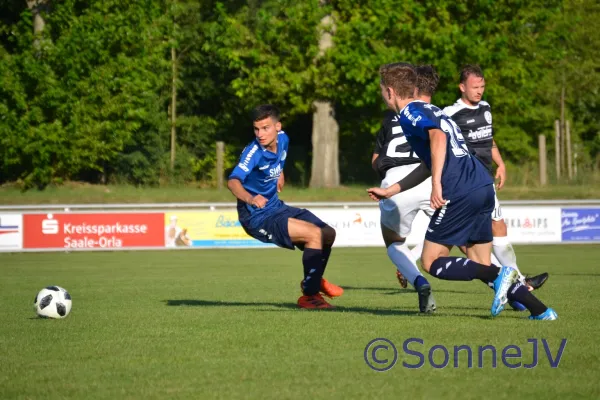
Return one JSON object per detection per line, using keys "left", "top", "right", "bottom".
{"left": 484, "top": 111, "right": 492, "bottom": 124}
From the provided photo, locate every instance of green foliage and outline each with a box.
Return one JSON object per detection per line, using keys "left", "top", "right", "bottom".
{"left": 0, "top": 0, "right": 598, "bottom": 188}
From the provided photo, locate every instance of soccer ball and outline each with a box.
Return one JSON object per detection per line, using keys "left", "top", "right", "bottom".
{"left": 34, "top": 286, "right": 72, "bottom": 319}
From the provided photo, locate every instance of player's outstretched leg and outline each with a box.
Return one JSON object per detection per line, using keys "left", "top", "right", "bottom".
{"left": 420, "top": 240, "right": 519, "bottom": 317}
{"left": 289, "top": 218, "right": 334, "bottom": 309}
{"left": 291, "top": 208, "right": 343, "bottom": 299}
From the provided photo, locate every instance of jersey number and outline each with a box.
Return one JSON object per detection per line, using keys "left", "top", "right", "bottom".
{"left": 385, "top": 126, "right": 411, "bottom": 158}
{"left": 440, "top": 119, "right": 469, "bottom": 158}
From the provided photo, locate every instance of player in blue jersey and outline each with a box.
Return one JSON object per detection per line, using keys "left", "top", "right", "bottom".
{"left": 228, "top": 104, "right": 343, "bottom": 309}
{"left": 368, "top": 63, "right": 557, "bottom": 320}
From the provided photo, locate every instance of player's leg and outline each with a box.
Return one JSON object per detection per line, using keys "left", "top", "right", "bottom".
{"left": 382, "top": 223, "right": 436, "bottom": 312}
{"left": 380, "top": 197, "right": 427, "bottom": 289}
{"left": 491, "top": 191, "right": 549, "bottom": 291}
{"left": 381, "top": 189, "right": 436, "bottom": 312}
{"left": 409, "top": 196, "right": 435, "bottom": 262}
{"left": 287, "top": 207, "right": 342, "bottom": 298}
{"left": 287, "top": 217, "right": 335, "bottom": 308}
{"left": 422, "top": 186, "right": 519, "bottom": 316}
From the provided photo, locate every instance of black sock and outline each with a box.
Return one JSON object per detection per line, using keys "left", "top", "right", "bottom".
{"left": 321, "top": 246, "right": 332, "bottom": 273}
{"left": 429, "top": 257, "right": 500, "bottom": 282}
{"left": 508, "top": 282, "right": 548, "bottom": 316}
{"left": 301, "top": 248, "right": 324, "bottom": 295}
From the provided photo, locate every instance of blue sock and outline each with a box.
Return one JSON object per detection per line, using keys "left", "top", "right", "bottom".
{"left": 413, "top": 275, "right": 429, "bottom": 289}
{"left": 429, "top": 257, "right": 499, "bottom": 282}
{"left": 301, "top": 248, "right": 324, "bottom": 295}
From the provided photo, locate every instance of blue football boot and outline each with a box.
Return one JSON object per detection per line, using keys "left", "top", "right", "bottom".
{"left": 528, "top": 308, "right": 558, "bottom": 320}
{"left": 491, "top": 266, "right": 519, "bottom": 317}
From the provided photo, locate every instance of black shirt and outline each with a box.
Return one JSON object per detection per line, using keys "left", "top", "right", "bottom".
{"left": 373, "top": 110, "right": 421, "bottom": 178}
{"left": 444, "top": 99, "right": 494, "bottom": 172}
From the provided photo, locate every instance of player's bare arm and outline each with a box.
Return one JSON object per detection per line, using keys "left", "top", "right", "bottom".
{"left": 367, "top": 161, "right": 431, "bottom": 201}
{"left": 371, "top": 153, "right": 379, "bottom": 171}
{"left": 491, "top": 139, "right": 506, "bottom": 190}
{"left": 429, "top": 128, "right": 447, "bottom": 209}
{"left": 227, "top": 178, "right": 267, "bottom": 208}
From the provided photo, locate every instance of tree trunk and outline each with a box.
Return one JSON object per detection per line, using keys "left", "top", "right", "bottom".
{"left": 309, "top": 10, "right": 339, "bottom": 188}
{"left": 310, "top": 101, "right": 340, "bottom": 188}
{"left": 170, "top": 47, "right": 177, "bottom": 171}
{"left": 26, "top": 0, "right": 47, "bottom": 50}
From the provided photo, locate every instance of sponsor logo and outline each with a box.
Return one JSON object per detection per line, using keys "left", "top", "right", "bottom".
{"left": 241, "top": 145, "right": 259, "bottom": 169}
{"left": 467, "top": 119, "right": 475, "bottom": 124}
{"left": 484, "top": 111, "right": 492, "bottom": 124}
{"left": 42, "top": 215, "right": 59, "bottom": 234}
{"left": 0, "top": 219, "right": 19, "bottom": 235}
{"left": 258, "top": 164, "right": 270, "bottom": 170}
{"left": 215, "top": 215, "right": 242, "bottom": 228}
{"left": 24, "top": 213, "right": 164, "bottom": 249}
{"left": 402, "top": 108, "right": 423, "bottom": 127}
{"left": 0, "top": 214, "right": 22, "bottom": 249}
{"left": 269, "top": 164, "right": 282, "bottom": 178}
{"left": 561, "top": 208, "right": 600, "bottom": 242}
{"left": 467, "top": 126, "right": 493, "bottom": 140}
{"left": 505, "top": 216, "right": 548, "bottom": 229}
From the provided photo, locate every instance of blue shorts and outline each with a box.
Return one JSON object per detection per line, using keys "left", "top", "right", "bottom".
{"left": 425, "top": 184, "right": 495, "bottom": 246}
{"left": 241, "top": 204, "right": 327, "bottom": 250}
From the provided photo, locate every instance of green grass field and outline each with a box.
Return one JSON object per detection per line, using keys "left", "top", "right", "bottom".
{"left": 1, "top": 245, "right": 599, "bottom": 399}
{"left": 2, "top": 182, "right": 600, "bottom": 205}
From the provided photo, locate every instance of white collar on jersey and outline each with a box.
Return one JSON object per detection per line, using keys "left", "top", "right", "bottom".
{"left": 457, "top": 98, "right": 482, "bottom": 109}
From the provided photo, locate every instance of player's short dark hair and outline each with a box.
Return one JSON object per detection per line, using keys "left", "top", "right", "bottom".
{"left": 252, "top": 104, "right": 280, "bottom": 122}
{"left": 415, "top": 64, "right": 439, "bottom": 97}
{"left": 459, "top": 64, "right": 484, "bottom": 83}
{"left": 379, "top": 62, "right": 417, "bottom": 99}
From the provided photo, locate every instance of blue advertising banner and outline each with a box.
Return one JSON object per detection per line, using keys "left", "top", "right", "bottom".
{"left": 561, "top": 208, "right": 600, "bottom": 242}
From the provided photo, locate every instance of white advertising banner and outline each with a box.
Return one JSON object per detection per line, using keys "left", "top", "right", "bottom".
{"left": 0, "top": 214, "right": 23, "bottom": 251}
{"left": 310, "top": 207, "right": 384, "bottom": 247}
{"left": 308, "top": 205, "right": 562, "bottom": 247}
{"left": 501, "top": 206, "right": 562, "bottom": 244}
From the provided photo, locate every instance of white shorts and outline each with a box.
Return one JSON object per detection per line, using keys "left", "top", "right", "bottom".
{"left": 492, "top": 184, "right": 503, "bottom": 221}
{"left": 379, "top": 165, "right": 435, "bottom": 237}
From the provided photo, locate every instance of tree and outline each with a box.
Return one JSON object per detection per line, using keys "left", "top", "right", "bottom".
{"left": 309, "top": 2, "right": 339, "bottom": 188}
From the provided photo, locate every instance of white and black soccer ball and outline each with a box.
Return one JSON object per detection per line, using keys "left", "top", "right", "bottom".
{"left": 34, "top": 286, "right": 72, "bottom": 319}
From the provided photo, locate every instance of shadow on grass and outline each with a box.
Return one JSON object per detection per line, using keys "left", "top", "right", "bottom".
{"left": 342, "top": 286, "right": 483, "bottom": 296}
{"left": 164, "top": 299, "right": 502, "bottom": 318}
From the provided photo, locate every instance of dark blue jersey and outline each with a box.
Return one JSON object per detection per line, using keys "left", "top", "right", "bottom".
{"left": 398, "top": 101, "right": 493, "bottom": 200}
{"left": 228, "top": 131, "right": 288, "bottom": 227}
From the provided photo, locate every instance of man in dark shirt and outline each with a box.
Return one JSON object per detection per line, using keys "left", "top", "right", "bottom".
{"left": 444, "top": 65, "right": 549, "bottom": 301}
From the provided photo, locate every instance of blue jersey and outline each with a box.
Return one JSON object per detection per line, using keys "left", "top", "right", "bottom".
{"left": 228, "top": 131, "right": 288, "bottom": 227}
{"left": 398, "top": 101, "right": 493, "bottom": 200}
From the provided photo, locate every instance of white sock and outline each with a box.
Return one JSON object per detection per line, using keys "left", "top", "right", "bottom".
{"left": 410, "top": 241, "right": 423, "bottom": 262}
{"left": 387, "top": 242, "right": 422, "bottom": 288}
{"left": 492, "top": 236, "right": 525, "bottom": 280}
